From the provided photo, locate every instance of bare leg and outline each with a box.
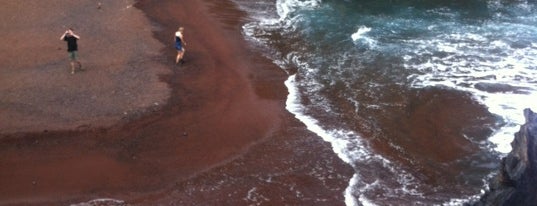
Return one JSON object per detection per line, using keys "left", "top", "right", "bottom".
{"left": 175, "top": 51, "right": 183, "bottom": 64}
{"left": 70, "top": 61, "right": 75, "bottom": 74}
{"left": 178, "top": 49, "right": 186, "bottom": 64}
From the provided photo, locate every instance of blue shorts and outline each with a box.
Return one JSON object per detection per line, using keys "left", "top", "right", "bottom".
{"left": 175, "top": 43, "right": 183, "bottom": 51}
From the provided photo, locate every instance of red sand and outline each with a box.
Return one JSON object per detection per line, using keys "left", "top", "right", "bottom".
{"left": 0, "top": 0, "right": 352, "bottom": 205}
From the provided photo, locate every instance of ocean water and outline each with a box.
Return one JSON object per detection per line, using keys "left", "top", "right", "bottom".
{"left": 233, "top": 0, "right": 537, "bottom": 205}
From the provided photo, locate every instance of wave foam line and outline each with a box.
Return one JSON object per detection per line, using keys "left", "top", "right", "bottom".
{"left": 286, "top": 74, "right": 359, "bottom": 206}
{"left": 285, "top": 74, "right": 422, "bottom": 205}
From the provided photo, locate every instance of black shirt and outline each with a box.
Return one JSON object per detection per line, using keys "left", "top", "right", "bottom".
{"left": 63, "top": 35, "right": 78, "bottom": 52}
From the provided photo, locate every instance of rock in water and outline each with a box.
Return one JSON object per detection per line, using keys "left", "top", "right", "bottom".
{"left": 470, "top": 109, "right": 537, "bottom": 206}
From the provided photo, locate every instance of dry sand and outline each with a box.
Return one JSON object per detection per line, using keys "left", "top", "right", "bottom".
{"left": 0, "top": 0, "right": 170, "bottom": 133}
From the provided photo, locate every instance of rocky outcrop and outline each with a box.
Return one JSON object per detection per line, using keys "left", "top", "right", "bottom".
{"left": 470, "top": 109, "right": 537, "bottom": 206}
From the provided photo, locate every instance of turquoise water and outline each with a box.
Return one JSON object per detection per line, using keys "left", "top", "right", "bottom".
{"left": 235, "top": 0, "right": 537, "bottom": 204}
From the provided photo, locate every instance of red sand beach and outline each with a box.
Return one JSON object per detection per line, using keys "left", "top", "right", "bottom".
{"left": 0, "top": 0, "right": 352, "bottom": 205}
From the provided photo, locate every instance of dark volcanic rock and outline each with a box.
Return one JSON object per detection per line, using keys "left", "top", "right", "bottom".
{"left": 474, "top": 82, "right": 529, "bottom": 94}
{"left": 470, "top": 109, "right": 537, "bottom": 206}
{"left": 510, "top": 40, "right": 531, "bottom": 49}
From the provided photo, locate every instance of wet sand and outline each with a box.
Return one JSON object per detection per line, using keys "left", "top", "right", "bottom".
{"left": 0, "top": 0, "right": 352, "bottom": 205}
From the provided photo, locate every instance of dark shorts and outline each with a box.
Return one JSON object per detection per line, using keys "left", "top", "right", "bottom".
{"left": 175, "top": 43, "right": 183, "bottom": 51}
{"left": 68, "top": 51, "right": 78, "bottom": 60}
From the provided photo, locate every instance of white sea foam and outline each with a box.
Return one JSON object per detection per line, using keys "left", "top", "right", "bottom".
{"left": 70, "top": 198, "right": 126, "bottom": 206}
{"left": 345, "top": 174, "right": 360, "bottom": 206}
{"left": 351, "top": 26, "right": 377, "bottom": 48}
{"left": 276, "top": 0, "right": 320, "bottom": 21}
{"left": 402, "top": 22, "right": 537, "bottom": 154}
{"left": 351, "top": 26, "right": 371, "bottom": 41}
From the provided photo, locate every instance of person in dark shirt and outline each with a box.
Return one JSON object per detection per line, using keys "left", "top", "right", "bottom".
{"left": 60, "top": 28, "right": 81, "bottom": 74}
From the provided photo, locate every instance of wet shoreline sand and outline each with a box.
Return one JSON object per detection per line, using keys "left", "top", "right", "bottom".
{"left": 0, "top": 0, "right": 352, "bottom": 205}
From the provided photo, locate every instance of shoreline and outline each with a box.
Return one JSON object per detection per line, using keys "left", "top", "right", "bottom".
{"left": 0, "top": 0, "right": 353, "bottom": 205}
